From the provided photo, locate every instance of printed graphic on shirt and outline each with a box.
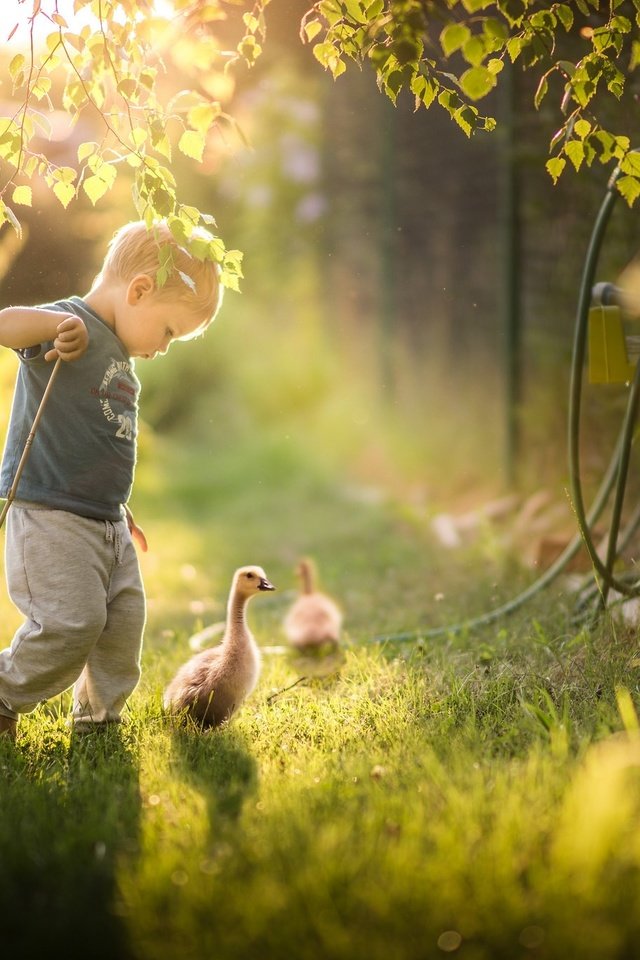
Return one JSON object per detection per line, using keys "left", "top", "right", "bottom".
{"left": 91, "top": 358, "right": 138, "bottom": 442}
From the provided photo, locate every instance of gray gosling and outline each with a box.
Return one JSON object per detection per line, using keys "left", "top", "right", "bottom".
{"left": 283, "top": 558, "right": 342, "bottom": 650}
{"left": 164, "top": 565, "right": 275, "bottom": 728}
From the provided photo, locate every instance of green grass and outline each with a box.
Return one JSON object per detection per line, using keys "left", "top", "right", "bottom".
{"left": 2, "top": 425, "right": 640, "bottom": 960}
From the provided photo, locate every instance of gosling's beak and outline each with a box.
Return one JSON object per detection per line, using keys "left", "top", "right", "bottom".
{"left": 258, "top": 577, "right": 276, "bottom": 592}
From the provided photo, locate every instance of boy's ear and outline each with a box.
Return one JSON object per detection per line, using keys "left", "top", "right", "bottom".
{"left": 126, "top": 274, "right": 155, "bottom": 305}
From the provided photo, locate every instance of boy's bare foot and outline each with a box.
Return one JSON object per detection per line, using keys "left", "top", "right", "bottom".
{"left": 0, "top": 715, "right": 17, "bottom": 739}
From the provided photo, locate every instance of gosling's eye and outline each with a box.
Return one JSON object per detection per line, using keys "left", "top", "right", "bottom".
{"left": 246, "top": 572, "right": 254, "bottom": 579}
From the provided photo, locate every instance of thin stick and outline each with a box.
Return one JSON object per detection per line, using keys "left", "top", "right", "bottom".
{"left": 266, "top": 675, "right": 308, "bottom": 705}
{"left": 0, "top": 356, "right": 63, "bottom": 529}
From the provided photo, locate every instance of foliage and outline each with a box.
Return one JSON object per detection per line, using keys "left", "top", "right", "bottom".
{"left": 0, "top": 0, "right": 272, "bottom": 289}
{"left": 301, "top": 0, "right": 640, "bottom": 204}
{"left": 3, "top": 0, "right": 639, "bottom": 293}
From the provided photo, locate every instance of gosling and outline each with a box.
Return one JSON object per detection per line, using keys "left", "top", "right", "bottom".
{"left": 283, "top": 558, "right": 342, "bottom": 650}
{"left": 164, "top": 565, "right": 275, "bottom": 728}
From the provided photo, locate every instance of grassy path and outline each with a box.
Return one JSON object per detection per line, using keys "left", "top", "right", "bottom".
{"left": 2, "top": 430, "right": 640, "bottom": 959}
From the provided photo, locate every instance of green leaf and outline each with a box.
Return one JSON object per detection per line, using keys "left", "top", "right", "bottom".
{"left": 556, "top": 4, "right": 574, "bottom": 31}
{"left": 365, "top": 0, "right": 384, "bottom": 16}
{"left": 168, "top": 90, "right": 211, "bottom": 114}
{"left": 506, "top": 35, "right": 524, "bottom": 62}
{"left": 384, "top": 69, "right": 404, "bottom": 102}
{"left": 453, "top": 105, "right": 476, "bottom": 137}
{"left": 87, "top": 156, "right": 117, "bottom": 187}
{"left": 178, "top": 130, "right": 206, "bottom": 162}
{"left": 53, "top": 181, "right": 76, "bottom": 208}
{"left": 440, "top": 23, "right": 471, "bottom": 57}
{"left": 593, "top": 129, "right": 616, "bottom": 161}
{"left": 187, "top": 104, "right": 220, "bottom": 134}
{"left": 131, "top": 127, "right": 147, "bottom": 148}
{"left": 220, "top": 271, "right": 240, "bottom": 292}
{"left": 2, "top": 202, "right": 22, "bottom": 236}
{"left": 77, "top": 141, "right": 98, "bottom": 163}
{"left": 411, "top": 73, "right": 438, "bottom": 108}
{"left": 393, "top": 39, "right": 421, "bottom": 65}
{"left": 574, "top": 118, "right": 592, "bottom": 139}
{"left": 243, "top": 12, "right": 259, "bottom": 31}
{"left": 239, "top": 35, "right": 262, "bottom": 63}
{"left": 534, "top": 74, "right": 548, "bottom": 109}
{"left": 559, "top": 60, "right": 576, "bottom": 78}
{"left": 616, "top": 175, "right": 640, "bottom": 207}
{"left": 318, "top": 0, "right": 343, "bottom": 27}
{"left": 53, "top": 166, "right": 78, "bottom": 184}
{"left": 117, "top": 78, "right": 138, "bottom": 99}
{"left": 342, "top": 0, "right": 367, "bottom": 23}
{"left": 152, "top": 133, "right": 171, "bottom": 160}
{"left": 9, "top": 54, "right": 25, "bottom": 82}
{"left": 610, "top": 15, "right": 632, "bottom": 33}
{"left": 313, "top": 41, "right": 335, "bottom": 68}
{"left": 12, "top": 185, "right": 32, "bottom": 206}
{"left": 461, "top": 35, "right": 487, "bottom": 67}
{"left": 483, "top": 18, "right": 508, "bottom": 40}
{"left": 83, "top": 174, "right": 109, "bottom": 205}
{"left": 303, "top": 19, "right": 323, "bottom": 42}
{"left": 546, "top": 156, "right": 566, "bottom": 183}
{"left": 32, "top": 77, "right": 52, "bottom": 101}
{"left": 460, "top": 66, "right": 496, "bottom": 100}
{"left": 565, "top": 139, "right": 585, "bottom": 171}
{"left": 31, "top": 112, "right": 52, "bottom": 139}
{"left": 621, "top": 152, "right": 640, "bottom": 177}
{"left": 331, "top": 57, "right": 347, "bottom": 79}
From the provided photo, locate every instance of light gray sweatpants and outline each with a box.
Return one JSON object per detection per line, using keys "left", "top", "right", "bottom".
{"left": 0, "top": 504, "right": 146, "bottom": 726}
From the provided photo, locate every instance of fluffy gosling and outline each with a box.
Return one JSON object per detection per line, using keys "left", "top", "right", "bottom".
{"left": 163, "top": 565, "right": 275, "bottom": 728}
{"left": 283, "top": 558, "right": 342, "bottom": 650}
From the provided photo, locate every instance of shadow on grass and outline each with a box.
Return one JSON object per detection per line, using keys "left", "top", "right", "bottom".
{"left": 170, "top": 724, "right": 257, "bottom": 830}
{"left": 0, "top": 724, "right": 141, "bottom": 960}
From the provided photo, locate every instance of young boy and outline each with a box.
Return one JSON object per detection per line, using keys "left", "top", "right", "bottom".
{"left": 0, "top": 221, "right": 222, "bottom": 738}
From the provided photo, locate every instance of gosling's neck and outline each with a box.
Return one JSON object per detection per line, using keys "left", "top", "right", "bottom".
{"left": 225, "top": 592, "right": 250, "bottom": 648}
{"left": 300, "top": 562, "right": 314, "bottom": 594}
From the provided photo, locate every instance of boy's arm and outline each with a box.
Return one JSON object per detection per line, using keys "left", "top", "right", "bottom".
{"left": 0, "top": 306, "right": 88, "bottom": 361}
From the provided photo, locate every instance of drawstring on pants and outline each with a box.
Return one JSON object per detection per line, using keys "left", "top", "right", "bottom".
{"left": 105, "top": 520, "right": 124, "bottom": 565}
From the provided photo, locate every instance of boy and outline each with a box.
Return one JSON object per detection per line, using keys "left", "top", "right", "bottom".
{"left": 0, "top": 221, "right": 222, "bottom": 738}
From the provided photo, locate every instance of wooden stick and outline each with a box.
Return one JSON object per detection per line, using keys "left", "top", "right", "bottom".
{"left": 0, "top": 356, "right": 63, "bottom": 529}
{"left": 266, "top": 675, "right": 308, "bottom": 705}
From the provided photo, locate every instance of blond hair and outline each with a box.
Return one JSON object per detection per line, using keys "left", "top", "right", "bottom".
{"left": 98, "top": 220, "right": 222, "bottom": 333}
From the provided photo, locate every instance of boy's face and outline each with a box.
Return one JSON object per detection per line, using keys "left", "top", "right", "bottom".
{"left": 116, "top": 275, "right": 207, "bottom": 359}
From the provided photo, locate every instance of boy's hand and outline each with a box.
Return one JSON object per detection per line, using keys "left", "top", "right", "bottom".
{"left": 125, "top": 504, "right": 149, "bottom": 552}
{"left": 44, "top": 315, "right": 89, "bottom": 362}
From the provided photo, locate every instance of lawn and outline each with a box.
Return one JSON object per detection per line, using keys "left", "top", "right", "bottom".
{"left": 1, "top": 422, "right": 640, "bottom": 960}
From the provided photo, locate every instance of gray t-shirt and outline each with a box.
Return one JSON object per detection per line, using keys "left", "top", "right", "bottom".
{"left": 0, "top": 296, "right": 140, "bottom": 521}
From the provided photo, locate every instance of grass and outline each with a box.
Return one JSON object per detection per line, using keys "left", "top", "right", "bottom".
{"left": 2, "top": 417, "right": 640, "bottom": 959}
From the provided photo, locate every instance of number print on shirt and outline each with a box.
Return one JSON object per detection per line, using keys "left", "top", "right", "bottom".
{"left": 116, "top": 415, "right": 133, "bottom": 440}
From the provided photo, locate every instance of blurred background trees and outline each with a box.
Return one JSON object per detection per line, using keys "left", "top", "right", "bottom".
{"left": 1, "top": 0, "right": 639, "bottom": 516}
